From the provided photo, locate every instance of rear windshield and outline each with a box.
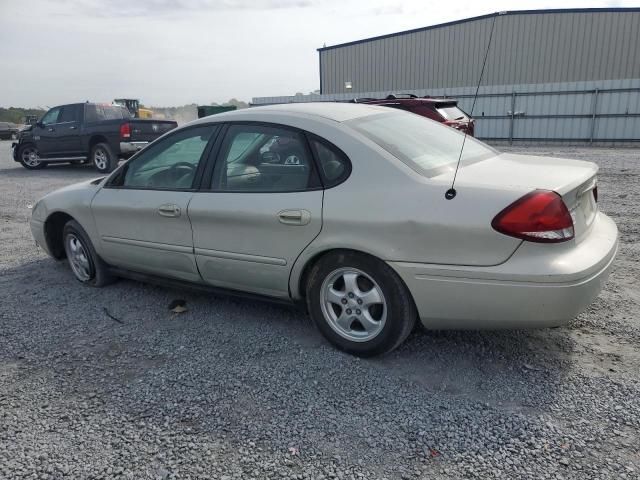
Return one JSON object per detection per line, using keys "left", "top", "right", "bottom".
{"left": 435, "top": 105, "right": 468, "bottom": 121}
{"left": 346, "top": 111, "right": 495, "bottom": 176}
{"left": 85, "top": 104, "right": 131, "bottom": 122}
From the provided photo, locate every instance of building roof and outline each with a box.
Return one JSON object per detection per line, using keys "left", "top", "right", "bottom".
{"left": 317, "top": 8, "right": 640, "bottom": 52}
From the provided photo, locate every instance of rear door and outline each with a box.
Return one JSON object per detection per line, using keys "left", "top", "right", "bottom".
{"left": 91, "top": 125, "right": 218, "bottom": 282}
{"left": 188, "top": 123, "right": 324, "bottom": 298}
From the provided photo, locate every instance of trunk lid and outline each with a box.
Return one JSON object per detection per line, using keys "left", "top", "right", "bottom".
{"left": 128, "top": 119, "right": 177, "bottom": 142}
{"left": 447, "top": 153, "right": 599, "bottom": 241}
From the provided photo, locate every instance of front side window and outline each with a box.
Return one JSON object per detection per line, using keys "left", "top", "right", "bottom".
{"left": 41, "top": 107, "right": 61, "bottom": 125}
{"left": 211, "top": 124, "right": 318, "bottom": 192}
{"left": 116, "top": 126, "right": 214, "bottom": 189}
{"left": 346, "top": 111, "right": 495, "bottom": 177}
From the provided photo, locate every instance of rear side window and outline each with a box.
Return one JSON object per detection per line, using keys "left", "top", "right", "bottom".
{"left": 59, "top": 105, "right": 79, "bottom": 123}
{"left": 309, "top": 137, "right": 351, "bottom": 187}
{"left": 211, "top": 124, "right": 320, "bottom": 192}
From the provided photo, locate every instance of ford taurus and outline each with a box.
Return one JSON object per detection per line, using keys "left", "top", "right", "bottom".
{"left": 29, "top": 103, "right": 618, "bottom": 356}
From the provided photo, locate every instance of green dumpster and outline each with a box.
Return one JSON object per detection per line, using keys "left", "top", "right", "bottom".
{"left": 197, "top": 105, "right": 237, "bottom": 118}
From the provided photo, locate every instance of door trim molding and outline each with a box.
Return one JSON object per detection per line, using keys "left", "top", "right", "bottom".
{"left": 194, "top": 247, "right": 287, "bottom": 266}
{"left": 102, "top": 236, "right": 193, "bottom": 254}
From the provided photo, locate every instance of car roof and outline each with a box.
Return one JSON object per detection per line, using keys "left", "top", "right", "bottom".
{"left": 193, "top": 102, "right": 392, "bottom": 124}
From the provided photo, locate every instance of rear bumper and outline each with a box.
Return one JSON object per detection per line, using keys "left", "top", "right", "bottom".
{"left": 120, "top": 141, "right": 149, "bottom": 155}
{"left": 389, "top": 212, "right": 618, "bottom": 329}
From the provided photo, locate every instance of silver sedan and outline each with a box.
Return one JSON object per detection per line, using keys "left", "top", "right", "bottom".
{"left": 29, "top": 103, "right": 618, "bottom": 356}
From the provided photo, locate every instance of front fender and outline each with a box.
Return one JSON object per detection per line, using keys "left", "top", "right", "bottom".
{"left": 33, "top": 179, "right": 104, "bottom": 256}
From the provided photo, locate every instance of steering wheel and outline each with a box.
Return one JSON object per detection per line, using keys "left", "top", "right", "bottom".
{"left": 148, "top": 161, "right": 197, "bottom": 188}
{"left": 168, "top": 161, "right": 197, "bottom": 173}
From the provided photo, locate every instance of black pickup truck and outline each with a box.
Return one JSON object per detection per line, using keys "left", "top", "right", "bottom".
{"left": 12, "top": 102, "right": 177, "bottom": 172}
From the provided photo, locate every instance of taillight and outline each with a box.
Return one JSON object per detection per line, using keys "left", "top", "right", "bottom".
{"left": 120, "top": 122, "right": 131, "bottom": 139}
{"left": 593, "top": 185, "right": 598, "bottom": 203}
{"left": 491, "top": 190, "right": 574, "bottom": 243}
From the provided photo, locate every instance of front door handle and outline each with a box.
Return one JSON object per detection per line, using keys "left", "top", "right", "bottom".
{"left": 69, "top": 125, "right": 77, "bottom": 130}
{"left": 158, "top": 204, "right": 181, "bottom": 217}
{"left": 47, "top": 128, "right": 55, "bottom": 132}
{"left": 278, "top": 209, "right": 311, "bottom": 226}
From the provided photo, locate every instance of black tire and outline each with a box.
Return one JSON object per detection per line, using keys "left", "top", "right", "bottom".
{"left": 306, "top": 251, "right": 417, "bottom": 357}
{"left": 62, "top": 220, "right": 115, "bottom": 287}
{"left": 17, "top": 144, "right": 46, "bottom": 170}
{"left": 91, "top": 142, "right": 117, "bottom": 173}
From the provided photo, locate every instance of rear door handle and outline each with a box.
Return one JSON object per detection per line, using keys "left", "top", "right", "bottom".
{"left": 278, "top": 209, "right": 311, "bottom": 226}
{"left": 69, "top": 126, "right": 77, "bottom": 130}
{"left": 47, "top": 128, "right": 55, "bottom": 132}
{"left": 158, "top": 204, "right": 181, "bottom": 217}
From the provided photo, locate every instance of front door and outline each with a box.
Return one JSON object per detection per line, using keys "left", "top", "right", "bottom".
{"left": 91, "top": 125, "right": 217, "bottom": 282}
{"left": 55, "top": 104, "right": 83, "bottom": 154}
{"left": 34, "top": 106, "right": 63, "bottom": 157}
{"left": 189, "top": 123, "right": 323, "bottom": 298}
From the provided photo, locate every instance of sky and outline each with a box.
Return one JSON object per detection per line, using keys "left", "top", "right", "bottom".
{"left": 0, "top": 0, "right": 635, "bottom": 108}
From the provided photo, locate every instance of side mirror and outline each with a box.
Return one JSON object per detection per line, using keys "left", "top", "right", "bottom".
{"left": 36, "top": 121, "right": 44, "bottom": 128}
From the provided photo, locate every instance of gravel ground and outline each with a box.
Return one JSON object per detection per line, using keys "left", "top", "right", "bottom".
{"left": 1, "top": 140, "right": 639, "bottom": 480}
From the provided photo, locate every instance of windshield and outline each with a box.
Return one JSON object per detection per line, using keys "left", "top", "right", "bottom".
{"left": 346, "top": 111, "right": 496, "bottom": 176}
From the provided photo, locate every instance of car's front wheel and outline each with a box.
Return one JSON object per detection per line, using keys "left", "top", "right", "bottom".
{"left": 91, "top": 142, "right": 117, "bottom": 173}
{"left": 62, "top": 220, "right": 115, "bottom": 287}
{"left": 18, "top": 144, "right": 46, "bottom": 170}
{"left": 306, "top": 251, "right": 417, "bottom": 357}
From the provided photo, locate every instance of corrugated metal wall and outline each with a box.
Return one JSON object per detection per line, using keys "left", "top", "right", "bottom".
{"left": 318, "top": 10, "right": 640, "bottom": 94}
{"left": 252, "top": 9, "right": 640, "bottom": 143}
{"left": 251, "top": 78, "right": 640, "bottom": 143}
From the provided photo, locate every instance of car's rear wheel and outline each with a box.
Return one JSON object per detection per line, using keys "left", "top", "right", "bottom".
{"left": 18, "top": 144, "right": 46, "bottom": 170}
{"left": 91, "top": 142, "right": 116, "bottom": 173}
{"left": 306, "top": 251, "right": 417, "bottom": 357}
{"left": 62, "top": 220, "right": 115, "bottom": 287}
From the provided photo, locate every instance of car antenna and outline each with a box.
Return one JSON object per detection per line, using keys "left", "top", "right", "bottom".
{"left": 445, "top": 12, "right": 500, "bottom": 200}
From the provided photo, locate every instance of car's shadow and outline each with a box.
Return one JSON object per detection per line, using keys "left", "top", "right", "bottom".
{"left": 2, "top": 256, "right": 573, "bottom": 413}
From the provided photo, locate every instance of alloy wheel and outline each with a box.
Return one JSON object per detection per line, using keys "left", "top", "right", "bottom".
{"left": 93, "top": 148, "right": 107, "bottom": 170}
{"left": 320, "top": 267, "right": 387, "bottom": 342}
{"left": 21, "top": 147, "right": 41, "bottom": 167}
{"left": 66, "top": 233, "right": 93, "bottom": 281}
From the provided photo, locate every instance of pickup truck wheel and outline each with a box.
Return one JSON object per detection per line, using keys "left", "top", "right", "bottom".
{"left": 18, "top": 144, "right": 46, "bottom": 170}
{"left": 91, "top": 143, "right": 116, "bottom": 173}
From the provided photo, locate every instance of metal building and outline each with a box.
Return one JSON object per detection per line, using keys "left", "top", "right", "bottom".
{"left": 253, "top": 8, "right": 640, "bottom": 144}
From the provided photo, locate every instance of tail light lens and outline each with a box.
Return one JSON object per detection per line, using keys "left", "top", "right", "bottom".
{"left": 492, "top": 190, "right": 574, "bottom": 243}
{"left": 120, "top": 122, "right": 131, "bottom": 139}
{"left": 593, "top": 185, "right": 598, "bottom": 203}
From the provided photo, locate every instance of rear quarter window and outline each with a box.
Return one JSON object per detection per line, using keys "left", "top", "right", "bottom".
{"left": 85, "top": 105, "right": 130, "bottom": 122}
{"left": 309, "top": 136, "right": 351, "bottom": 188}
